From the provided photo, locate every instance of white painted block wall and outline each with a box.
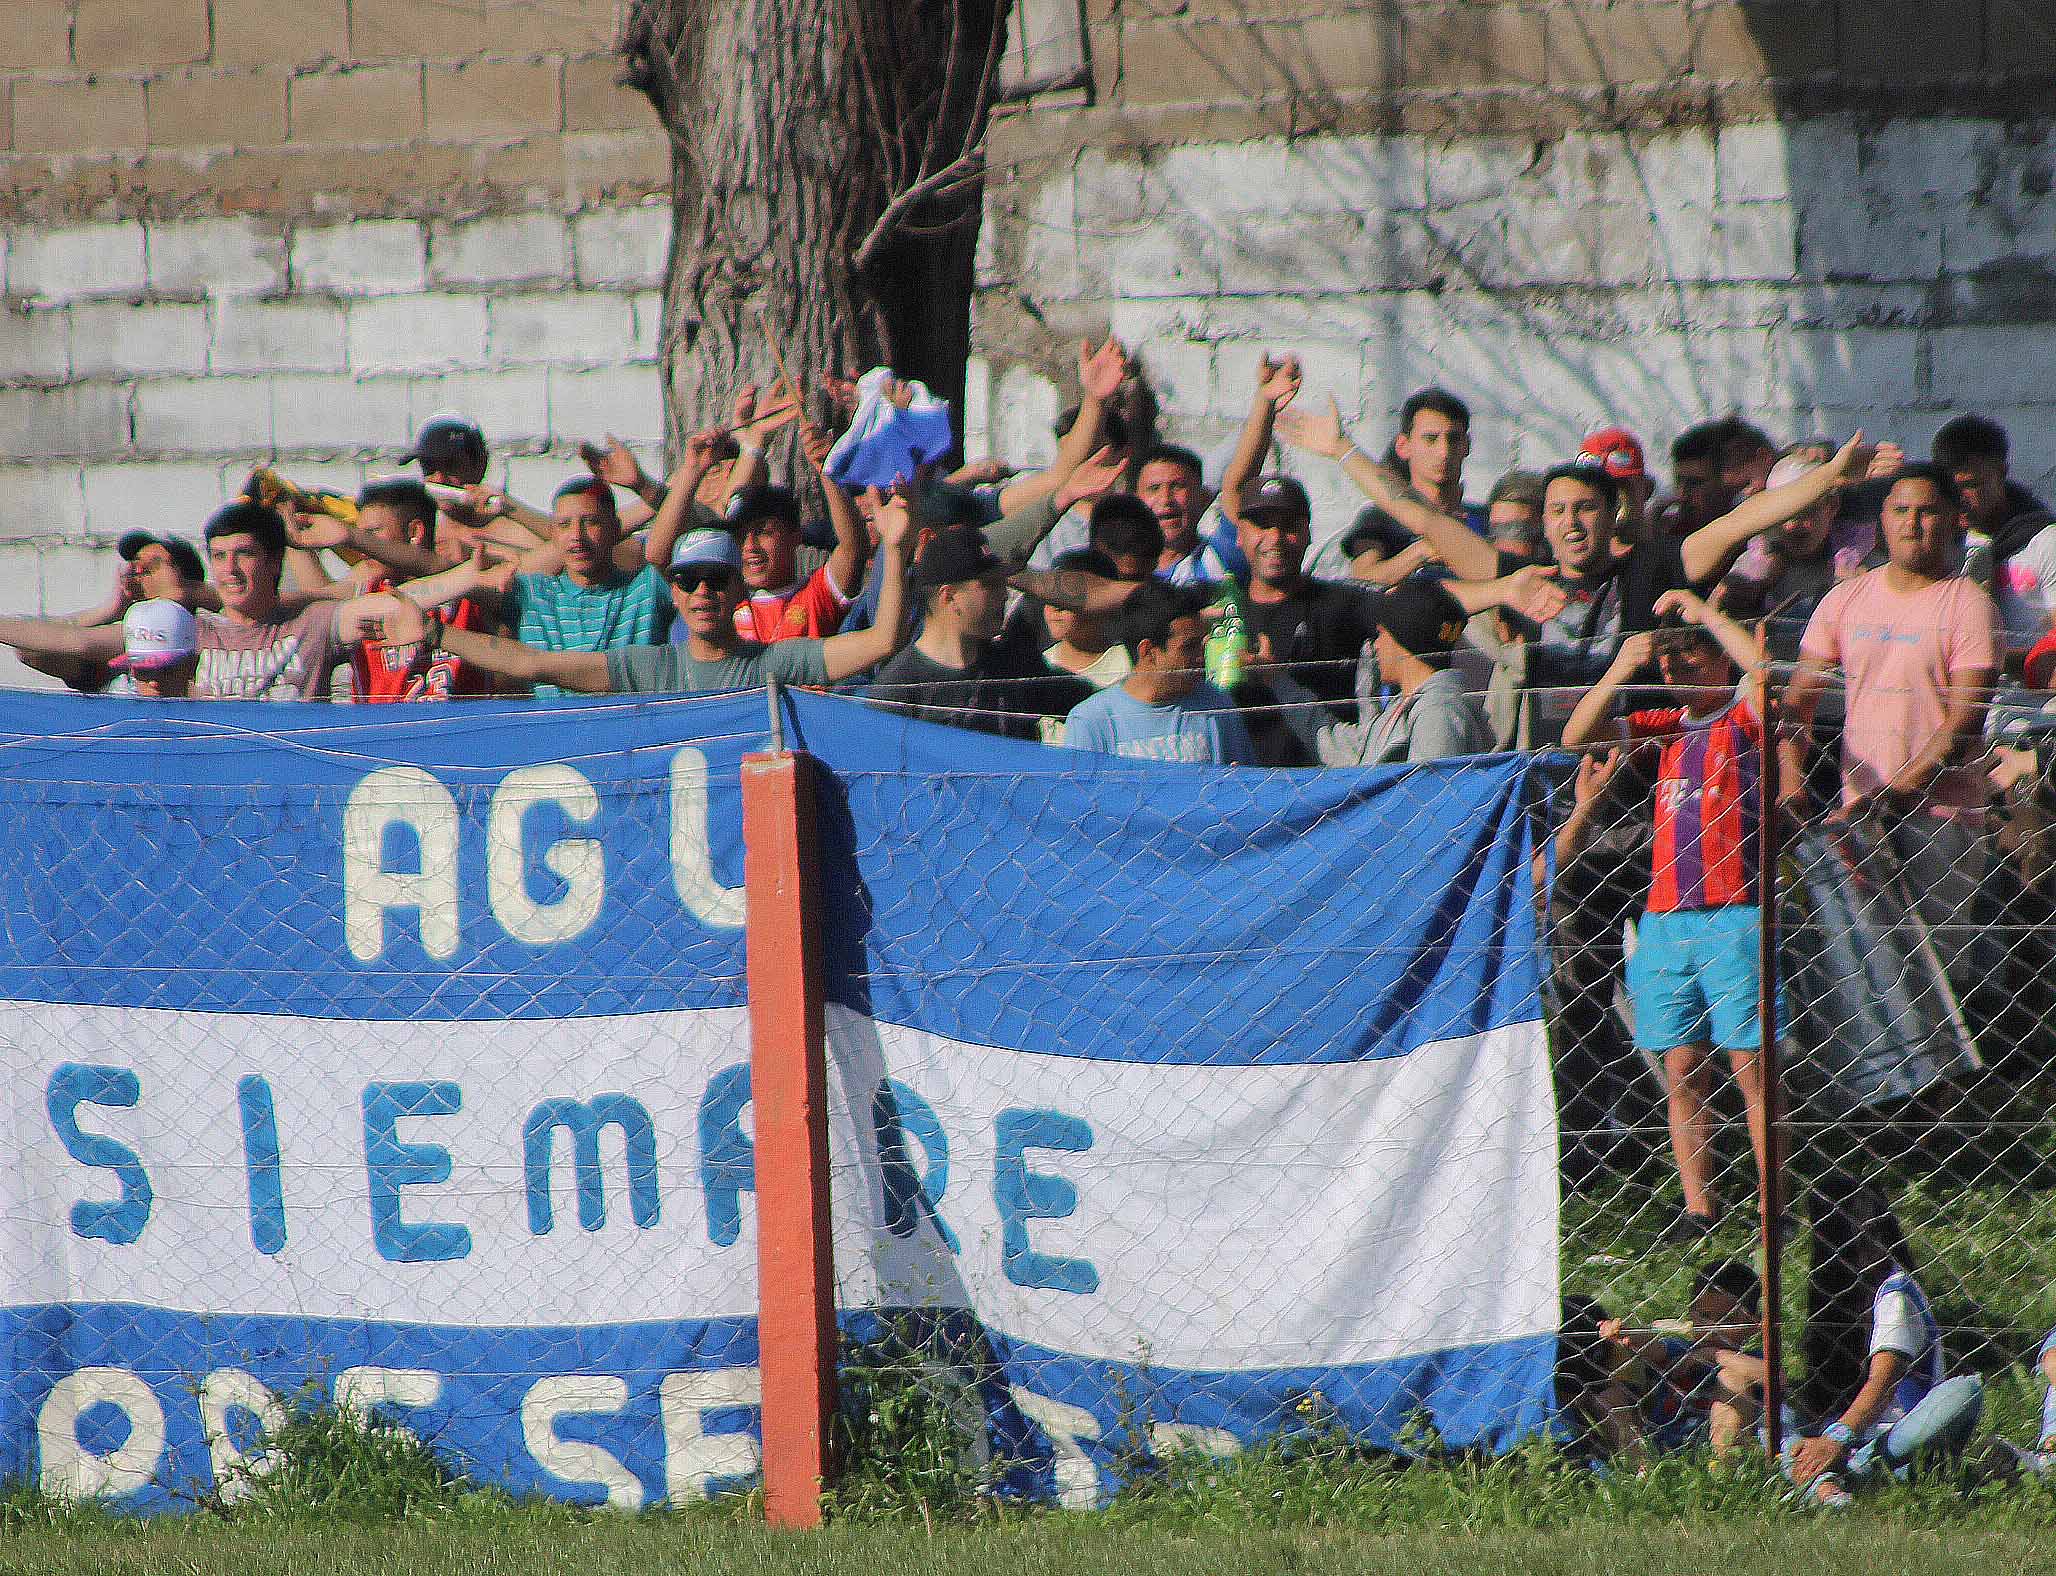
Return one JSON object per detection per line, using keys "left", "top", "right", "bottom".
{"left": 0, "top": 200, "right": 675, "bottom": 689}
{"left": 973, "top": 115, "right": 2056, "bottom": 558}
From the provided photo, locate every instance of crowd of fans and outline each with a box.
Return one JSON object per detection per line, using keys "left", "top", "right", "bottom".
{"left": 7, "top": 336, "right": 2056, "bottom": 1496}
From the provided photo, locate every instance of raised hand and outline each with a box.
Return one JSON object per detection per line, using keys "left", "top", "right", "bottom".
{"left": 1652, "top": 587, "right": 1708, "bottom": 624}
{"left": 1504, "top": 563, "right": 1567, "bottom": 624}
{"left": 580, "top": 434, "right": 648, "bottom": 492}
{"left": 744, "top": 377, "right": 803, "bottom": 441}
{"left": 1256, "top": 352, "right": 1302, "bottom": 411}
{"left": 800, "top": 423, "right": 834, "bottom": 473}
{"left": 1274, "top": 394, "right": 1349, "bottom": 460}
{"left": 1865, "top": 439, "right": 1906, "bottom": 481}
{"left": 1575, "top": 747, "right": 1624, "bottom": 810}
{"left": 873, "top": 487, "right": 917, "bottom": 552}
{"left": 1078, "top": 335, "right": 1129, "bottom": 402}
{"left": 360, "top": 591, "right": 426, "bottom": 648}
{"left": 284, "top": 509, "right": 349, "bottom": 552}
{"left": 1613, "top": 629, "right": 1658, "bottom": 673}
{"left": 1825, "top": 430, "right": 1871, "bottom": 485}
{"left": 822, "top": 374, "right": 861, "bottom": 418}
{"left": 678, "top": 426, "right": 725, "bottom": 478}
{"left": 1054, "top": 444, "right": 1129, "bottom": 511}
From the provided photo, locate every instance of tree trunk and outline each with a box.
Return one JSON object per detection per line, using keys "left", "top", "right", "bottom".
{"left": 620, "top": 0, "right": 1007, "bottom": 462}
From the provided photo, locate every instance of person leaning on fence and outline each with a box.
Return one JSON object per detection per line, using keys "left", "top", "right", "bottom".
{"left": 353, "top": 491, "right": 915, "bottom": 699}
{"left": 1777, "top": 462, "right": 2003, "bottom": 1021}
{"left": 1786, "top": 1171, "right": 1984, "bottom": 1507}
{"left": 1061, "top": 581, "right": 1258, "bottom": 765}
{"left": 1562, "top": 587, "right": 1778, "bottom": 1240}
{"left": 1589, "top": 1257, "right": 1768, "bottom": 1464}
{"left": 1329, "top": 578, "right": 1494, "bottom": 766}
{"left": 0, "top": 501, "right": 353, "bottom": 702}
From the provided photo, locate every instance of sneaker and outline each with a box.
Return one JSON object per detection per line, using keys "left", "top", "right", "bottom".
{"left": 1980, "top": 1436, "right": 2056, "bottom": 1482}
{"left": 1660, "top": 1209, "right": 1720, "bottom": 1244}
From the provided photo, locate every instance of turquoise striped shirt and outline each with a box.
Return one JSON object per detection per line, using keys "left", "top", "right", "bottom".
{"left": 509, "top": 566, "right": 673, "bottom": 699}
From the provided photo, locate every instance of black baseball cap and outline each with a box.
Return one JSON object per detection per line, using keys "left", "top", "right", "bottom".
{"left": 1339, "top": 505, "right": 1414, "bottom": 561}
{"left": 725, "top": 484, "right": 801, "bottom": 530}
{"left": 912, "top": 528, "right": 1006, "bottom": 588}
{"left": 115, "top": 530, "right": 206, "bottom": 583}
{"left": 1240, "top": 474, "right": 1312, "bottom": 523}
{"left": 1374, "top": 579, "right": 1468, "bottom": 658}
{"left": 403, "top": 415, "right": 488, "bottom": 474}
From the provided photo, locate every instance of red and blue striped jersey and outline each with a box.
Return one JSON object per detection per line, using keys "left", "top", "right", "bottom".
{"left": 1628, "top": 697, "right": 1763, "bottom": 913}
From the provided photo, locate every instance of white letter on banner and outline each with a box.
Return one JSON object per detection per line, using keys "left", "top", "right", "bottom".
{"left": 487, "top": 765, "right": 605, "bottom": 946}
{"left": 659, "top": 1368, "right": 760, "bottom": 1501}
{"left": 1008, "top": 1386, "right": 1100, "bottom": 1509}
{"left": 38, "top": 1368, "right": 166, "bottom": 1500}
{"left": 335, "top": 1367, "right": 442, "bottom": 1441}
{"left": 200, "top": 1369, "right": 285, "bottom": 1502}
{"left": 522, "top": 1376, "right": 643, "bottom": 1510}
{"left": 1149, "top": 1422, "right": 1240, "bottom": 1461}
{"left": 343, "top": 767, "right": 460, "bottom": 962}
{"left": 670, "top": 749, "right": 744, "bottom": 929}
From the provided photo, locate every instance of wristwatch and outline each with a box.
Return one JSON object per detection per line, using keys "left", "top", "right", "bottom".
{"left": 1822, "top": 1421, "right": 1855, "bottom": 1447}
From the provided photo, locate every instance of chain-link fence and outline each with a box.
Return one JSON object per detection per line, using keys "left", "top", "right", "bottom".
{"left": 1, "top": 667, "right": 2052, "bottom": 1515}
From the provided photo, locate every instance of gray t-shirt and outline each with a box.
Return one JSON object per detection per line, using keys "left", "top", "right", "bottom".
{"left": 606, "top": 639, "right": 830, "bottom": 695}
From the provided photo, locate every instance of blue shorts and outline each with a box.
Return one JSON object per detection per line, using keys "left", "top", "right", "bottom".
{"left": 1628, "top": 905, "right": 1781, "bottom": 1052}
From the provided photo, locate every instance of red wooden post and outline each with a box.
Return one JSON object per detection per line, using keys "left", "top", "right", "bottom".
{"left": 741, "top": 749, "right": 837, "bottom": 1528}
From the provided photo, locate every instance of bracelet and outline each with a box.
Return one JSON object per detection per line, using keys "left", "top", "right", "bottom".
{"left": 1340, "top": 443, "right": 1364, "bottom": 466}
{"left": 1822, "top": 1421, "right": 1855, "bottom": 1447}
{"left": 736, "top": 440, "right": 765, "bottom": 459}
{"left": 422, "top": 612, "right": 444, "bottom": 659}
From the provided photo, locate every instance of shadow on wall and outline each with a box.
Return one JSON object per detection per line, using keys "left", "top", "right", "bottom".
{"left": 981, "top": 0, "right": 2056, "bottom": 507}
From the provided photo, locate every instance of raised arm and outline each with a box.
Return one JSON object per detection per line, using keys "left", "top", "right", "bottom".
{"left": 1562, "top": 631, "right": 1656, "bottom": 748}
{"left": 634, "top": 429, "right": 725, "bottom": 573}
{"left": 354, "top": 592, "right": 609, "bottom": 694}
{"left": 0, "top": 616, "right": 127, "bottom": 663}
{"left": 996, "top": 337, "right": 1127, "bottom": 515}
{"left": 1007, "top": 566, "right": 1143, "bottom": 617}
{"left": 1680, "top": 432, "right": 1888, "bottom": 585}
{"left": 1219, "top": 354, "right": 1300, "bottom": 528}
{"left": 1654, "top": 587, "right": 1766, "bottom": 718}
{"left": 802, "top": 422, "right": 869, "bottom": 597}
{"left": 818, "top": 491, "right": 914, "bottom": 681}
{"left": 285, "top": 511, "right": 445, "bottom": 595}
{"left": 386, "top": 546, "right": 514, "bottom": 612}
{"left": 1276, "top": 394, "right": 1499, "bottom": 581}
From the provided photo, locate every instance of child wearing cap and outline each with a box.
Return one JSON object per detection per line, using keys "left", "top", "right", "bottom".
{"left": 110, "top": 600, "right": 201, "bottom": 699}
{"left": 1562, "top": 586, "right": 1779, "bottom": 1240}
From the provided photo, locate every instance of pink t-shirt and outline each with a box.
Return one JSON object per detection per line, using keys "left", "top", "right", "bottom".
{"left": 1800, "top": 570, "right": 2000, "bottom": 818}
{"left": 195, "top": 603, "right": 341, "bottom": 701}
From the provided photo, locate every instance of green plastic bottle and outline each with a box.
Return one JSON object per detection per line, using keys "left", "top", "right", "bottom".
{"left": 1204, "top": 583, "right": 1250, "bottom": 691}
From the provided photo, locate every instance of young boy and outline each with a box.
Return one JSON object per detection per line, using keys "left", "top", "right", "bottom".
{"left": 1563, "top": 587, "right": 1776, "bottom": 1238}
{"left": 1559, "top": 1260, "right": 1765, "bottom": 1465}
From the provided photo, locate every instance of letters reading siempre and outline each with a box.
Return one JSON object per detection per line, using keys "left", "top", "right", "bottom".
{"left": 42, "top": 1065, "right": 1101, "bottom": 1294}
{"left": 341, "top": 748, "right": 744, "bottom": 963}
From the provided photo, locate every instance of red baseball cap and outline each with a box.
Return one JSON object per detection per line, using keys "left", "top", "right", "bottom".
{"left": 1580, "top": 426, "right": 1646, "bottom": 480}
{"left": 2025, "top": 627, "right": 2056, "bottom": 692}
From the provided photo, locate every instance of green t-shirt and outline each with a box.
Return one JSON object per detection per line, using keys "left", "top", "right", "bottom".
{"left": 606, "top": 639, "right": 830, "bottom": 695}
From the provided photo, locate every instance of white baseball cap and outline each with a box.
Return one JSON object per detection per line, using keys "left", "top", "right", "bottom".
{"left": 110, "top": 599, "right": 198, "bottom": 671}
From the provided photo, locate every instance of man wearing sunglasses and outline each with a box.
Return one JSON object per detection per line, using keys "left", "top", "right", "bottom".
{"left": 354, "top": 491, "right": 915, "bottom": 698}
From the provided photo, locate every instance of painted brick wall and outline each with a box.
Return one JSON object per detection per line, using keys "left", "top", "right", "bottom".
{"left": 972, "top": 3, "right": 2056, "bottom": 549}
{"left": 0, "top": 0, "right": 675, "bottom": 686}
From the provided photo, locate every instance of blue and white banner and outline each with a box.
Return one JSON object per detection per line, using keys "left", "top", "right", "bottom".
{"left": 0, "top": 689, "right": 1556, "bottom": 1511}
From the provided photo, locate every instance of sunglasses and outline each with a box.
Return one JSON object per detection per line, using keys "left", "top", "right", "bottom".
{"left": 670, "top": 565, "right": 737, "bottom": 593}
